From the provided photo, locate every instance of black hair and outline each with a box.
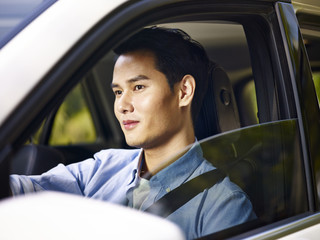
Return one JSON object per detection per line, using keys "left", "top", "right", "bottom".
{"left": 114, "top": 26, "right": 210, "bottom": 124}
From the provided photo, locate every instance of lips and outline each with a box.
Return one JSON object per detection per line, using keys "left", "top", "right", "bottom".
{"left": 122, "top": 120, "right": 139, "bottom": 130}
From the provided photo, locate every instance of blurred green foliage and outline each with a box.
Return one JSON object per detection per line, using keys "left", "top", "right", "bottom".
{"left": 49, "top": 85, "right": 97, "bottom": 145}
{"left": 313, "top": 72, "right": 320, "bottom": 106}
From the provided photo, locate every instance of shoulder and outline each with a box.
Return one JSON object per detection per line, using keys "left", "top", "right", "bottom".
{"left": 195, "top": 159, "right": 248, "bottom": 200}
{"left": 66, "top": 148, "right": 141, "bottom": 176}
{"left": 197, "top": 176, "right": 256, "bottom": 234}
{"left": 94, "top": 148, "right": 141, "bottom": 164}
{"left": 209, "top": 176, "right": 250, "bottom": 202}
{"left": 86, "top": 148, "right": 142, "bottom": 172}
{"left": 203, "top": 176, "right": 257, "bottom": 222}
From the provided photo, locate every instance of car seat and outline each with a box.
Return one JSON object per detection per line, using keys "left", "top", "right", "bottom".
{"left": 195, "top": 62, "right": 240, "bottom": 140}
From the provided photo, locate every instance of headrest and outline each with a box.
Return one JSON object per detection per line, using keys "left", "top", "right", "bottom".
{"left": 195, "top": 63, "right": 240, "bottom": 140}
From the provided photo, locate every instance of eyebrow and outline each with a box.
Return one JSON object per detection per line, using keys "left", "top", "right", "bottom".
{"left": 111, "top": 75, "right": 150, "bottom": 88}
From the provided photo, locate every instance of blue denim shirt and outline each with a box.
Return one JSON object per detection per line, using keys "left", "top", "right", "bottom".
{"left": 10, "top": 143, "right": 256, "bottom": 239}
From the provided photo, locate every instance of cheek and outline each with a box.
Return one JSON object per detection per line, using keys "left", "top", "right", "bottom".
{"left": 137, "top": 94, "right": 177, "bottom": 121}
{"left": 135, "top": 97, "right": 157, "bottom": 116}
{"left": 113, "top": 102, "right": 121, "bottom": 122}
{"left": 140, "top": 91, "right": 167, "bottom": 109}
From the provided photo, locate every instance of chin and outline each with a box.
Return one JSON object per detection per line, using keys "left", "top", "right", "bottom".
{"left": 125, "top": 138, "right": 143, "bottom": 148}
{"left": 126, "top": 138, "right": 155, "bottom": 149}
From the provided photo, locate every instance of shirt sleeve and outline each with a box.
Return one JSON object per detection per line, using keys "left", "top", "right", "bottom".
{"left": 196, "top": 176, "right": 257, "bottom": 238}
{"left": 9, "top": 148, "right": 140, "bottom": 198}
{"left": 9, "top": 155, "right": 102, "bottom": 196}
{"left": 166, "top": 176, "right": 257, "bottom": 239}
{"left": 10, "top": 163, "right": 84, "bottom": 196}
{"left": 201, "top": 188, "right": 257, "bottom": 236}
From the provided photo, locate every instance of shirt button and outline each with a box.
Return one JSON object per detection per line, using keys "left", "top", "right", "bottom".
{"left": 166, "top": 188, "right": 171, "bottom": 193}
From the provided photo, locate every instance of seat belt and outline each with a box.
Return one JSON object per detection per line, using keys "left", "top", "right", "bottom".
{"left": 144, "top": 168, "right": 226, "bottom": 218}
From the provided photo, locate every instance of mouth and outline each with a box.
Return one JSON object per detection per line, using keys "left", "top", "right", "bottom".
{"left": 122, "top": 120, "right": 139, "bottom": 130}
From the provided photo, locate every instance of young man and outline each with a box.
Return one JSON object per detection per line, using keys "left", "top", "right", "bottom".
{"left": 10, "top": 27, "right": 256, "bottom": 239}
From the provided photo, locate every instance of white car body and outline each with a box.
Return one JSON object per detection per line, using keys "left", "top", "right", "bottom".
{"left": 0, "top": 0, "right": 126, "bottom": 125}
{"left": 0, "top": 192, "right": 185, "bottom": 240}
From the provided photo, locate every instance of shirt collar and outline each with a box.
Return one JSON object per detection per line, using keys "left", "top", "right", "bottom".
{"left": 127, "top": 149, "right": 144, "bottom": 186}
{"left": 149, "top": 140, "right": 206, "bottom": 191}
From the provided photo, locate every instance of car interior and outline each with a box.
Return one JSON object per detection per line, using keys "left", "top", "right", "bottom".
{"left": 8, "top": 16, "right": 312, "bottom": 237}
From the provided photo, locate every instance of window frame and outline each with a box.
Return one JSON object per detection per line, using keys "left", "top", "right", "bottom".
{"left": 276, "top": 2, "right": 320, "bottom": 212}
{"left": 46, "top": 1, "right": 312, "bottom": 236}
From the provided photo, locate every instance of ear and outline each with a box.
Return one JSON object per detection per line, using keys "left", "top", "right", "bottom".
{"left": 178, "top": 75, "right": 196, "bottom": 107}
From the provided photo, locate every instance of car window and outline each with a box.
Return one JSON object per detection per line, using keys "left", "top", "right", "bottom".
{"left": 89, "top": 20, "right": 307, "bottom": 236}
{"left": 235, "top": 79, "right": 259, "bottom": 126}
{"left": 297, "top": 9, "right": 320, "bottom": 106}
{"left": 313, "top": 72, "right": 320, "bottom": 106}
{"left": 30, "top": 82, "right": 98, "bottom": 146}
{"left": 49, "top": 84, "right": 97, "bottom": 145}
{"left": 202, "top": 119, "right": 307, "bottom": 222}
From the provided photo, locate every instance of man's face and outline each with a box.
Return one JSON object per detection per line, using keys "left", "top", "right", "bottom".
{"left": 112, "top": 50, "right": 184, "bottom": 149}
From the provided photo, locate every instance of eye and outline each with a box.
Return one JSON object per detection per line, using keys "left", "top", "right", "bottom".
{"left": 134, "top": 85, "right": 145, "bottom": 91}
{"left": 114, "top": 90, "right": 122, "bottom": 96}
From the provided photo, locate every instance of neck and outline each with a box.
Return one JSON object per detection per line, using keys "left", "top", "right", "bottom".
{"left": 143, "top": 129, "right": 195, "bottom": 175}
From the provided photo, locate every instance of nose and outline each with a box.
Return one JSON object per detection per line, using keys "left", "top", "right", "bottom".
{"left": 115, "top": 91, "right": 134, "bottom": 114}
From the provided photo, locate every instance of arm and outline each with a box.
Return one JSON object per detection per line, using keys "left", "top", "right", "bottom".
{"left": 10, "top": 163, "right": 85, "bottom": 196}
{"left": 198, "top": 176, "right": 257, "bottom": 237}
{"left": 201, "top": 189, "right": 256, "bottom": 235}
{"left": 9, "top": 148, "right": 140, "bottom": 198}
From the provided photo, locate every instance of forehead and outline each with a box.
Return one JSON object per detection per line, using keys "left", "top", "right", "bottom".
{"left": 112, "top": 50, "right": 165, "bottom": 85}
{"left": 115, "top": 50, "right": 156, "bottom": 69}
